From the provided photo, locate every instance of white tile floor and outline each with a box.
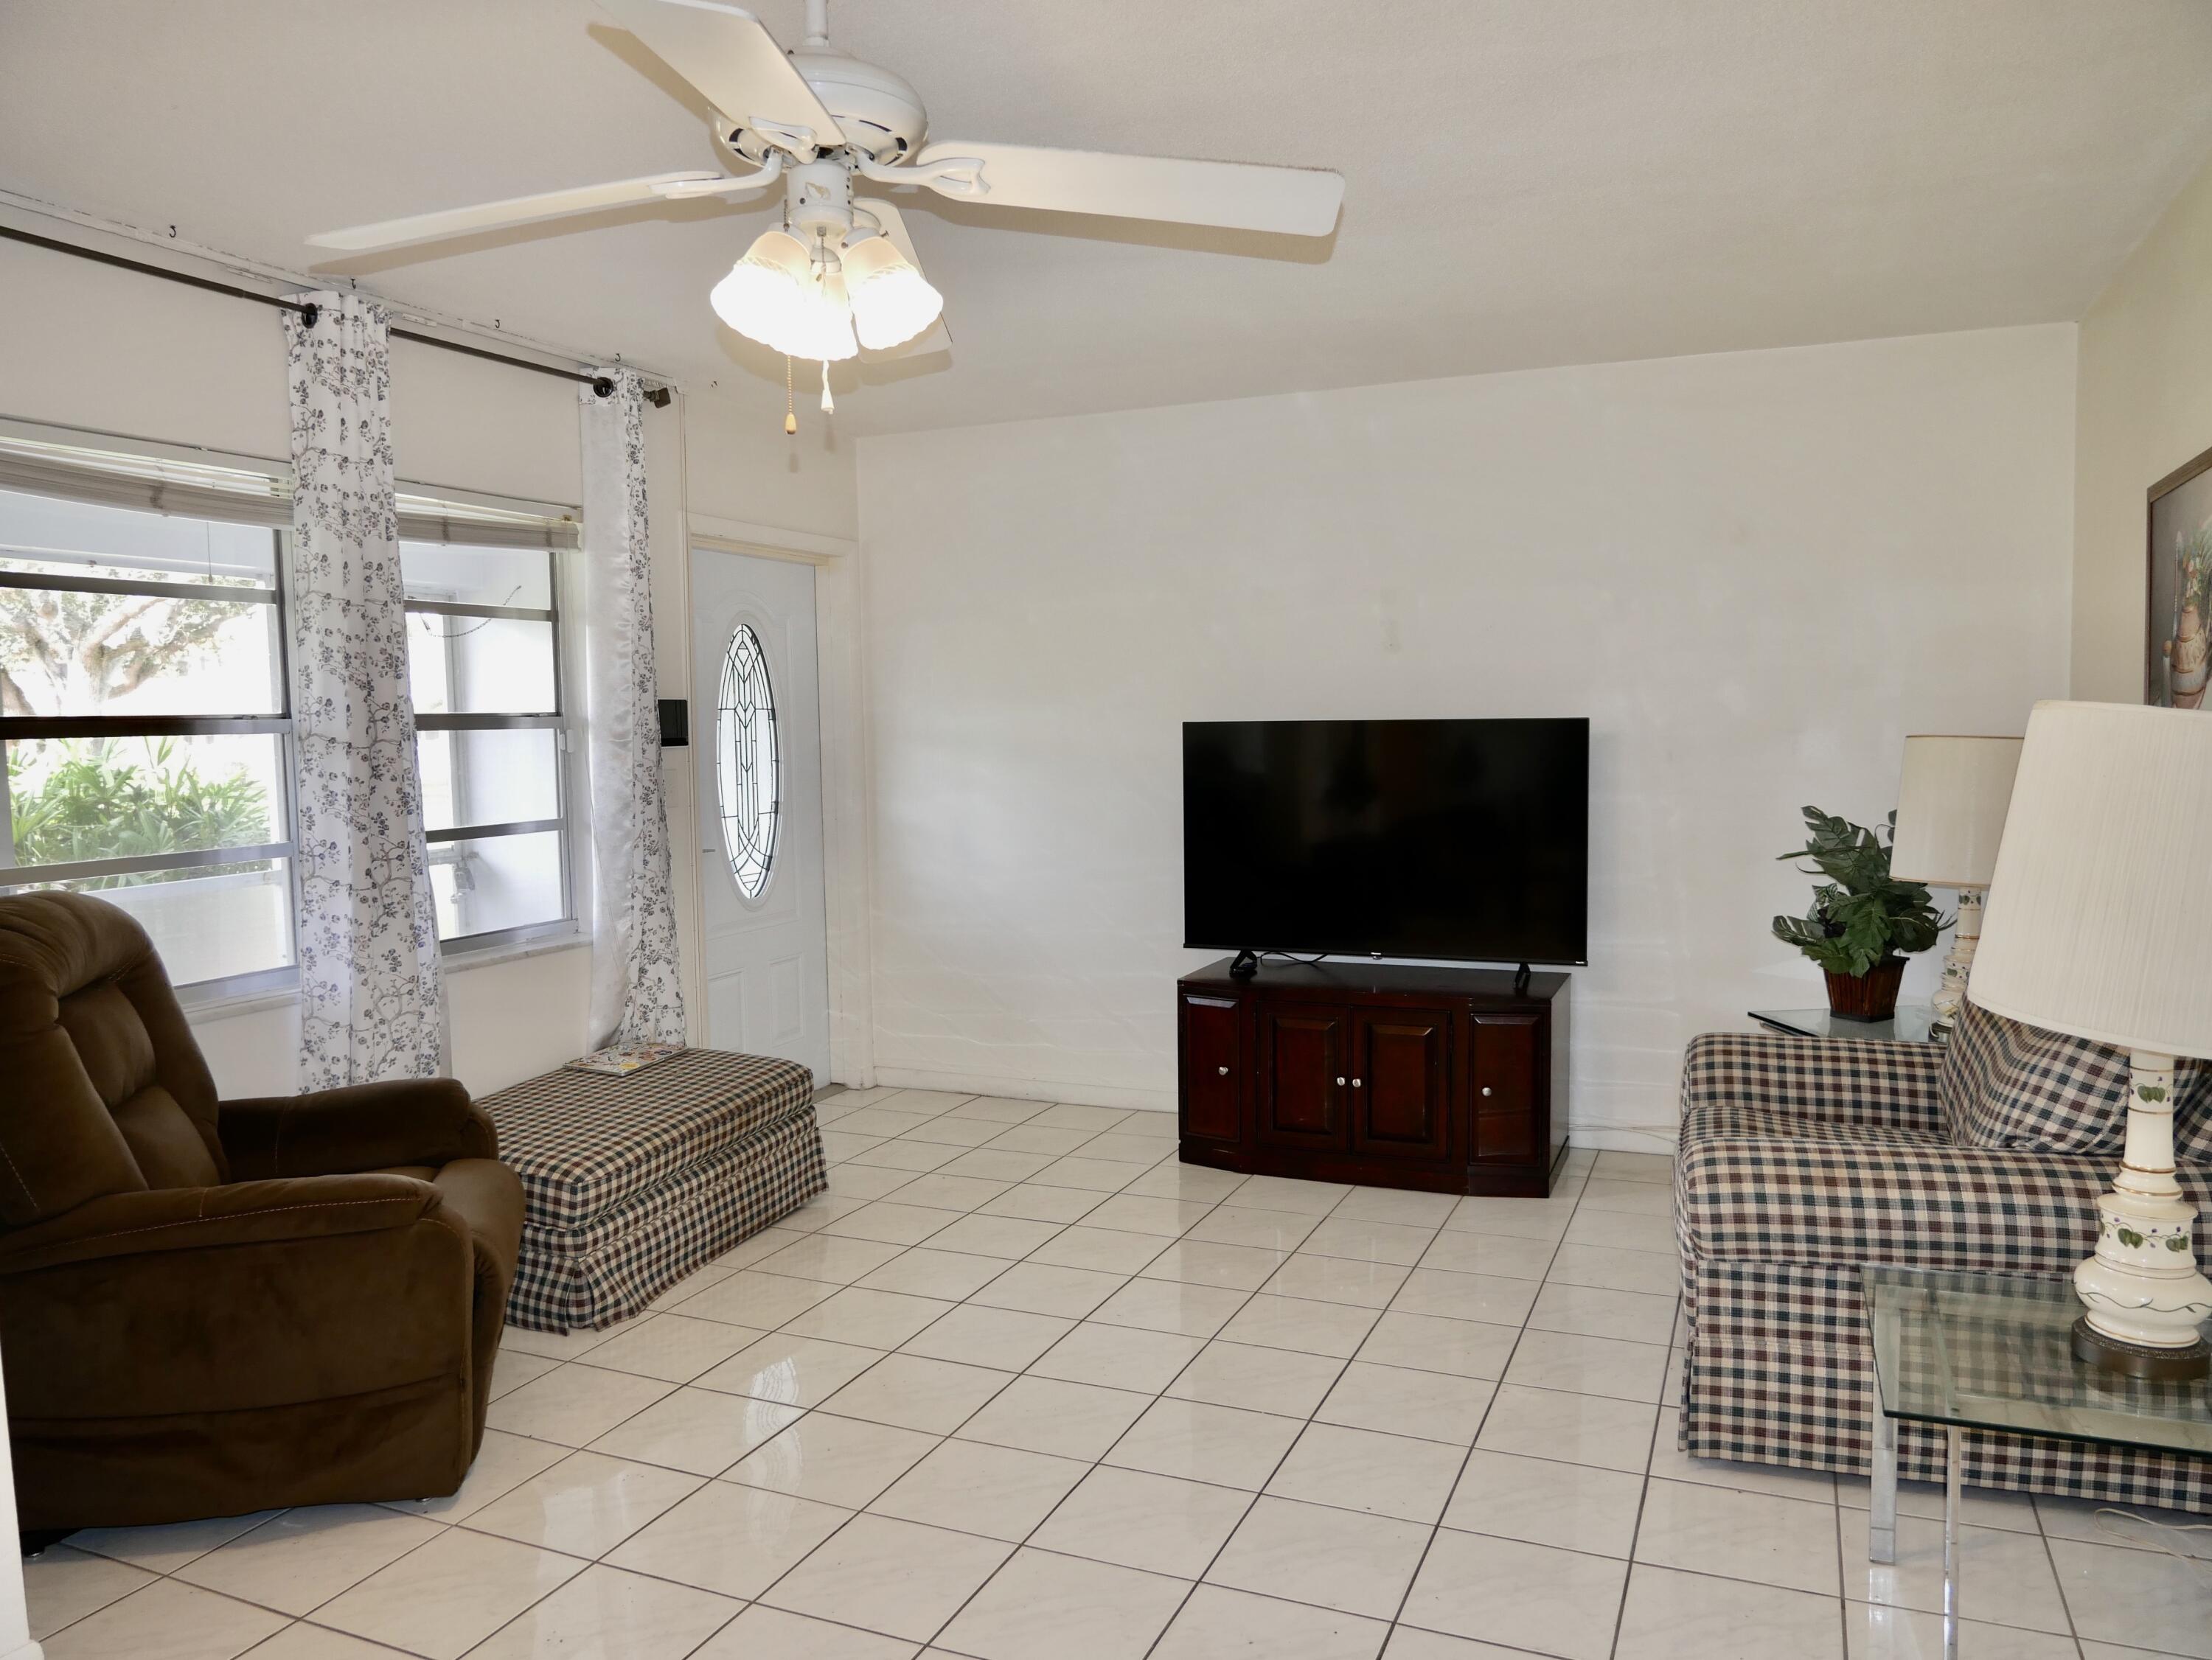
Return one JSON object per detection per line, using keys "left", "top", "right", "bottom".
{"left": 26, "top": 1087, "right": 2212, "bottom": 1660}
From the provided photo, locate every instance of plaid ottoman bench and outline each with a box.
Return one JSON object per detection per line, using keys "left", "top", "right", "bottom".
{"left": 480, "top": 1048, "right": 827, "bottom": 1332}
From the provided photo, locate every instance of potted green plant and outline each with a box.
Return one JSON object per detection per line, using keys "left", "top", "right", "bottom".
{"left": 1772, "top": 806, "right": 1947, "bottom": 1021}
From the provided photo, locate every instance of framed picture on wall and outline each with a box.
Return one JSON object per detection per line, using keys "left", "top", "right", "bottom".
{"left": 2148, "top": 442, "right": 2212, "bottom": 708}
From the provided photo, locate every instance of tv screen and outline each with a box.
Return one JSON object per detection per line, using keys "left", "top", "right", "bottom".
{"left": 1182, "top": 718, "right": 1589, "bottom": 965}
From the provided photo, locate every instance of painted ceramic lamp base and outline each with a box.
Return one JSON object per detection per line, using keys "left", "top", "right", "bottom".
{"left": 2071, "top": 1052, "right": 2212, "bottom": 1381}
{"left": 1930, "top": 888, "right": 1983, "bottom": 1033}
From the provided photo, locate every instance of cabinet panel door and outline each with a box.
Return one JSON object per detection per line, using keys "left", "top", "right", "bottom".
{"left": 1180, "top": 992, "right": 1244, "bottom": 1143}
{"left": 1257, "top": 1003, "right": 1346, "bottom": 1148}
{"left": 1349, "top": 1007, "right": 1452, "bottom": 1162}
{"left": 1471, "top": 1013, "right": 1541, "bottom": 1162}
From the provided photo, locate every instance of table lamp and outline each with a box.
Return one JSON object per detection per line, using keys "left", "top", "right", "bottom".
{"left": 1889, "top": 735, "right": 2023, "bottom": 1033}
{"left": 1969, "top": 701, "right": 2212, "bottom": 1380}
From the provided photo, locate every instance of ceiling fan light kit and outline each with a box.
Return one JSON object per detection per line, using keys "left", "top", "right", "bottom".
{"left": 307, "top": 0, "right": 1344, "bottom": 420}
{"left": 840, "top": 231, "right": 944, "bottom": 352}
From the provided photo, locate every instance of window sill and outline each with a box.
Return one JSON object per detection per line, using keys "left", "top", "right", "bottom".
{"left": 443, "top": 929, "right": 588, "bottom": 973}
{"left": 180, "top": 931, "right": 588, "bottom": 1025}
{"left": 178, "top": 983, "right": 299, "bottom": 1023}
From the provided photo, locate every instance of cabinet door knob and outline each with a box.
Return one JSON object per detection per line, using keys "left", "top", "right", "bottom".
{"left": 1480, "top": 1086, "right": 1494, "bottom": 1098}
{"left": 1336, "top": 1076, "right": 1346, "bottom": 1087}
{"left": 1352, "top": 1078, "right": 1363, "bottom": 1088}
{"left": 1217, "top": 1065, "right": 1228, "bottom": 1075}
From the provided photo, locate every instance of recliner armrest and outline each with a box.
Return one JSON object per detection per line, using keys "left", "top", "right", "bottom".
{"left": 220, "top": 1078, "right": 497, "bottom": 1179}
{"left": 0, "top": 1173, "right": 442, "bottom": 1273}
{"left": 0, "top": 1173, "right": 478, "bottom": 1426}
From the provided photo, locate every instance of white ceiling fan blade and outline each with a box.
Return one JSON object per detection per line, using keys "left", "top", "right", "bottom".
{"left": 856, "top": 198, "right": 951, "bottom": 355}
{"left": 597, "top": 0, "right": 838, "bottom": 145}
{"left": 909, "top": 142, "right": 1343, "bottom": 237}
{"left": 307, "top": 171, "right": 726, "bottom": 251}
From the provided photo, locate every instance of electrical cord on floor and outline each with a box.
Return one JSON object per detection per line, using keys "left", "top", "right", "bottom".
{"left": 2093, "top": 1507, "right": 2212, "bottom": 1585}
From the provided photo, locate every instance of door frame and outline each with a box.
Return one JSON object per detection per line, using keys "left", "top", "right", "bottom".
{"left": 685, "top": 512, "right": 876, "bottom": 1088}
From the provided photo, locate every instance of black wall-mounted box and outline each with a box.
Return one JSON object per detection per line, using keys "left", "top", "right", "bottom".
{"left": 658, "top": 698, "right": 689, "bottom": 747}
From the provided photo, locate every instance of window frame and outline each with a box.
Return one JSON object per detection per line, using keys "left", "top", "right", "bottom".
{"left": 400, "top": 503, "right": 585, "bottom": 958}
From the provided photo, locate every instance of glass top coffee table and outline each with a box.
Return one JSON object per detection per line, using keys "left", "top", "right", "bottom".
{"left": 1863, "top": 1266, "right": 2212, "bottom": 1659}
{"left": 1750, "top": 1004, "right": 1941, "bottom": 1044}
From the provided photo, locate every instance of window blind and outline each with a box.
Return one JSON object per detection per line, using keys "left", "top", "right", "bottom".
{"left": 0, "top": 436, "right": 290, "bottom": 528}
{"left": 0, "top": 437, "right": 579, "bottom": 549}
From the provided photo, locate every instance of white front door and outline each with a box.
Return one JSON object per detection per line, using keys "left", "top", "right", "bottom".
{"left": 692, "top": 546, "right": 831, "bottom": 1083}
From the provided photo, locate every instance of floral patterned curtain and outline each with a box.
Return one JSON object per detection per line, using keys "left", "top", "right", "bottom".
{"left": 580, "top": 370, "right": 686, "bottom": 1047}
{"left": 284, "top": 292, "right": 445, "bottom": 1085}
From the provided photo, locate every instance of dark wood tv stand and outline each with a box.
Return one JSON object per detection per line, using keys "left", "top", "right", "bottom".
{"left": 1176, "top": 957, "right": 1570, "bottom": 1197}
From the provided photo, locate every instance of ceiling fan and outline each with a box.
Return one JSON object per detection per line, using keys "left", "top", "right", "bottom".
{"left": 308, "top": 0, "right": 1343, "bottom": 411}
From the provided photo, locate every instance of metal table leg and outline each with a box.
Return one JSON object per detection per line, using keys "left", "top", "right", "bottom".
{"left": 1869, "top": 1396, "right": 1897, "bottom": 1565}
{"left": 1942, "top": 1424, "right": 1962, "bottom": 1660}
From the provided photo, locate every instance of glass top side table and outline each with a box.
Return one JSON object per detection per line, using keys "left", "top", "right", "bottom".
{"left": 1750, "top": 1004, "right": 1941, "bottom": 1044}
{"left": 1862, "top": 1265, "right": 2212, "bottom": 1659}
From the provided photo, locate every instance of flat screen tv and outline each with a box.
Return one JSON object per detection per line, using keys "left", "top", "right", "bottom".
{"left": 1182, "top": 718, "right": 1589, "bottom": 966}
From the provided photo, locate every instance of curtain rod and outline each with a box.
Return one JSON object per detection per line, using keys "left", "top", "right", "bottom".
{"left": 0, "top": 223, "right": 677, "bottom": 404}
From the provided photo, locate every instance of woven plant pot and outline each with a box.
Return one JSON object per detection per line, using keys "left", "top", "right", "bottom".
{"left": 1824, "top": 956, "right": 1905, "bottom": 1022}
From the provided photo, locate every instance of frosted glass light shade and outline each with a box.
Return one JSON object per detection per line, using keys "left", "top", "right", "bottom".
{"left": 709, "top": 231, "right": 858, "bottom": 362}
{"left": 1970, "top": 701, "right": 2212, "bottom": 1058}
{"left": 710, "top": 230, "right": 812, "bottom": 350}
{"left": 843, "top": 232, "right": 944, "bottom": 349}
{"left": 1890, "top": 735, "right": 2023, "bottom": 887}
{"left": 790, "top": 265, "right": 858, "bottom": 363}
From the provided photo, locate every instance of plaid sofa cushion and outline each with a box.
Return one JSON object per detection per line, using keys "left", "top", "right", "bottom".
{"left": 1674, "top": 1034, "right": 2212, "bottom": 1274}
{"left": 1938, "top": 998, "right": 2130, "bottom": 1154}
{"left": 1674, "top": 1104, "right": 2177, "bottom": 1274}
{"left": 481, "top": 1048, "right": 815, "bottom": 1232}
{"left": 2174, "top": 1068, "right": 2212, "bottom": 1168}
{"left": 1940, "top": 997, "right": 2212, "bottom": 1155}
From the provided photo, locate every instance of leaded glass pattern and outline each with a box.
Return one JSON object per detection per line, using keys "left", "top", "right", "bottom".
{"left": 715, "top": 622, "right": 779, "bottom": 899}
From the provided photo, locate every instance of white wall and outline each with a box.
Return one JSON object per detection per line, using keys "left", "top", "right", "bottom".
{"left": 0, "top": 229, "right": 855, "bottom": 1098}
{"left": 2073, "top": 148, "right": 2212, "bottom": 702}
{"left": 856, "top": 325, "right": 2079, "bottom": 1143}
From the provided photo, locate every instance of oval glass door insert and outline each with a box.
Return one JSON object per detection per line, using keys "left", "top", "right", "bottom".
{"left": 715, "top": 622, "right": 779, "bottom": 899}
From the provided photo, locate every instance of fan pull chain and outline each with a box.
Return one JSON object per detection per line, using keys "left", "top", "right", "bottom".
{"left": 821, "top": 359, "right": 835, "bottom": 415}
{"left": 784, "top": 355, "right": 798, "bottom": 436}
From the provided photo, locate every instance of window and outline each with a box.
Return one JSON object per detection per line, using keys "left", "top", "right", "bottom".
{"left": 715, "top": 622, "right": 779, "bottom": 899}
{"left": 0, "top": 456, "right": 296, "bottom": 991}
{"left": 400, "top": 523, "right": 577, "bottom": 947}
{"left": 0, "top": 431, "right": 584, "bottom": 990}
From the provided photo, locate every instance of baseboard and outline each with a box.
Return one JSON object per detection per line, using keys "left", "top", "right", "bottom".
{"left": 1568, "top": 1123, "right": 1679, "bottom": 1155}
{"left": 871, "top": 1066, "right": 1175, "bottom": 1115}
{"left": 874, "top": 1068, "right": 1667, "bottom": 1148}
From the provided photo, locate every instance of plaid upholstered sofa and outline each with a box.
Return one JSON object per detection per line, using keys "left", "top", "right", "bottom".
{"left": 1674, "top": 1000, "right": 2212, "bottom": 1509}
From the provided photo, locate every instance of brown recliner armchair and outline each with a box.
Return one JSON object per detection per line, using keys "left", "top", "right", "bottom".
{"left": 0, "top": 891, "right": 523, "bottom": 1530}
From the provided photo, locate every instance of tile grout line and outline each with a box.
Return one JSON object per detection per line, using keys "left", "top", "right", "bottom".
{"left": 1383, "top": 1157, "right": 1587, "bottom": 1656}
{"left": 1120, "top": 1176, "right": 1464, "bottom": 1657}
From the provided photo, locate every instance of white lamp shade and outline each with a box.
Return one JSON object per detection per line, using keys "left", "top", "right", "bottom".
{"left": 1969, "top": 701, "right": 2212, "bottom": 1058}
{"left": 709, "top": 231, "right": 858, "bottom": 363}
{"left": 843, "top": 232, "right": 944, "bottom": 350}
{"left": 1889, "top": 734, "right": 2023, "bottom": 887}
{"left": 710, "top": 230, "right": 810, "bottom": 349}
